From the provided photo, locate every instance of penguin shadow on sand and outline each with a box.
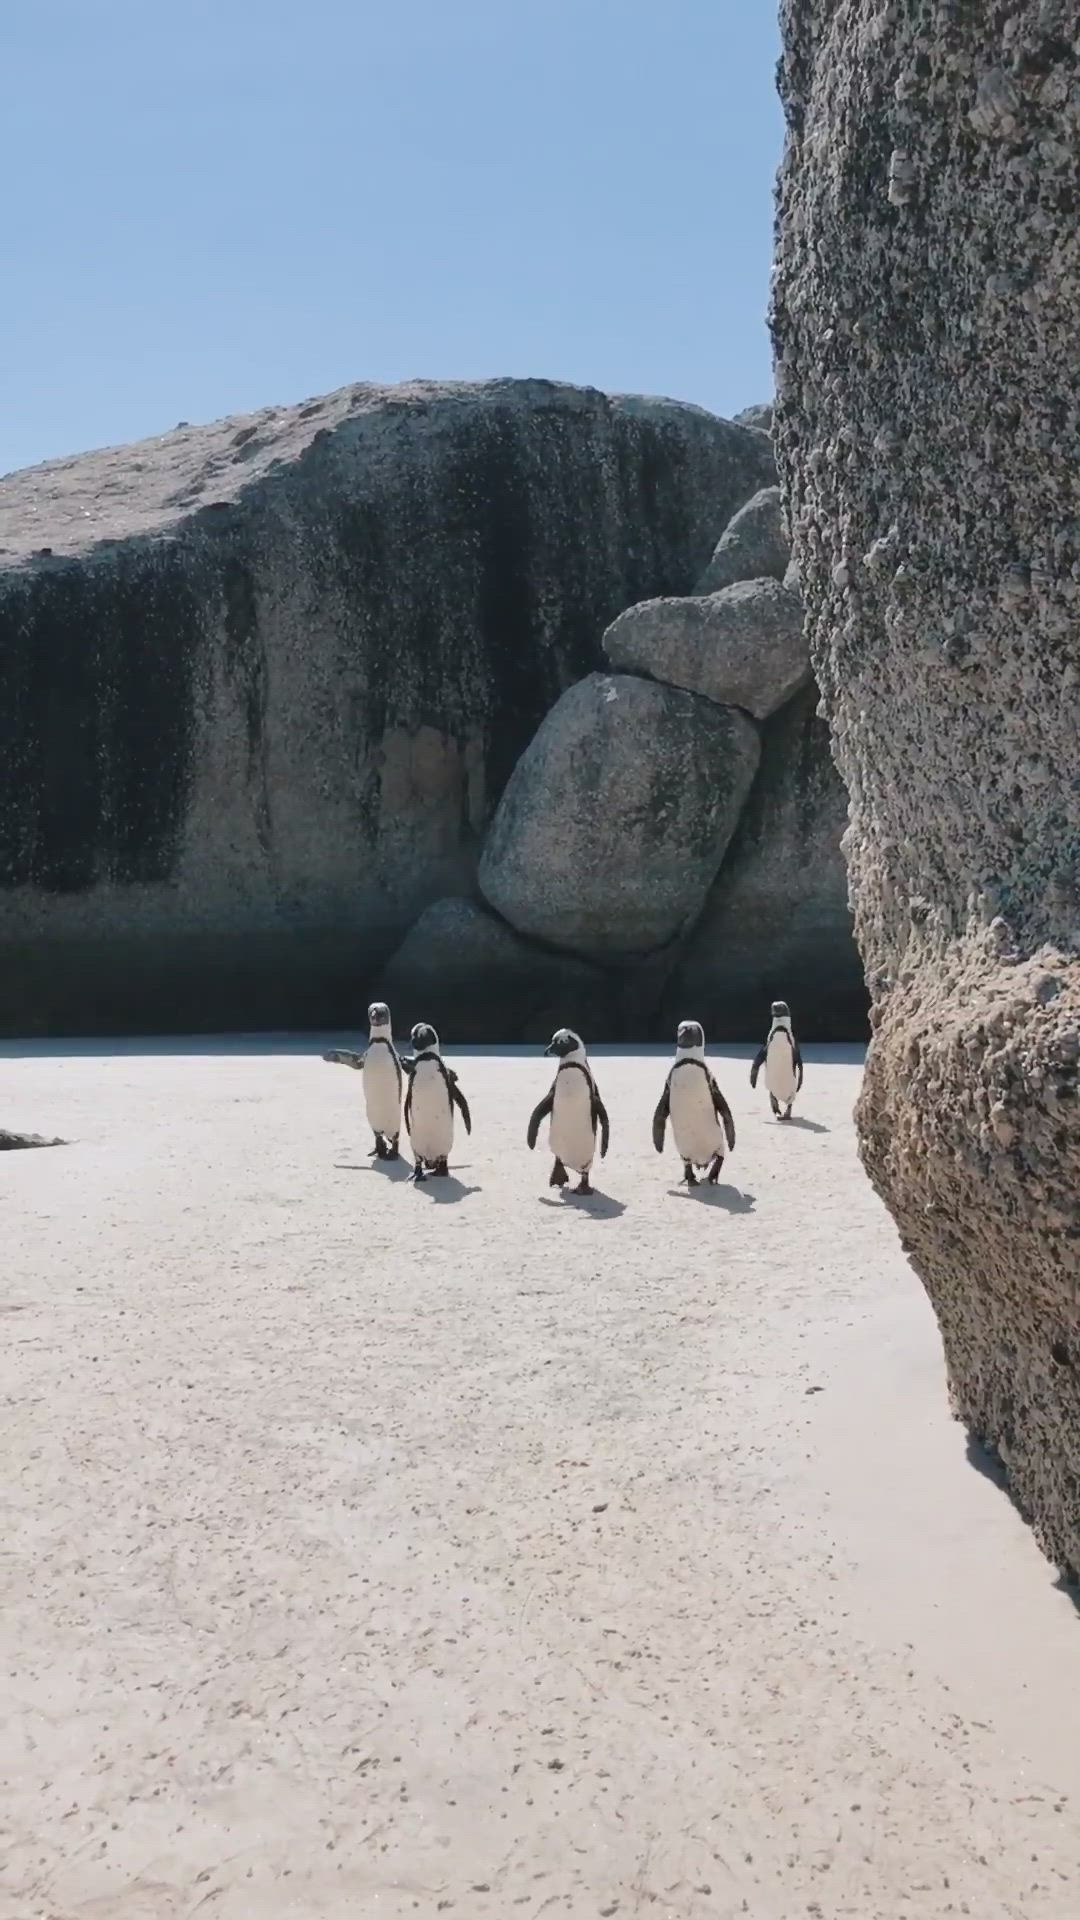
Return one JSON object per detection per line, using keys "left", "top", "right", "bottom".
{"left": 335, "top": 1154, "right": 414, "bottom": 1181}
{"left": 778, "top": 1113, "right": 829, "bottom": 1135}
{"left": 537, "top": 1188, "right": 627, "bottom": 1220}
{"left": 410, "top": 1165, "right": 481, "bottom": 1205}
{"left": 669, "top": 1181, "right": 756, "bottom": 1213}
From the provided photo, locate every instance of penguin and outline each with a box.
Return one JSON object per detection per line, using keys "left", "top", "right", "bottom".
{"left": 652, "top": 1020, "right": 736, "bottom": 1186}
{"left": 750, "top": 999, "right": 803, "bottom": 1120}
{"left": 527, "top": 1028, "right": 610, "bottom": 1196}
{"left": 322, "top": 1001, "right": 405, "bottom": 1158}
{"left": 403, "top": 1022, "right": 471, "bottom": 1181}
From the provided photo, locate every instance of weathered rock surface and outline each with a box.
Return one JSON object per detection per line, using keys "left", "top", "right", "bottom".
{"left": 663, "top": 685, "right": 866, "bottom": 1038}
{"left": 381, "top": 896, "right": 613, "bottom": 1043}
{"left": 479, "top": 673, "right": 760, "bottom": 959}
{"left": 0, "top": 379, "right": 775, "bottom": 1034}
{"left": 601, "top": 577, "right": 809, "bottom": 719}
{"left": 383, "top": 896, "right": 701, "bottom": 1044}
{"left": 695, "top": 486, "right": 789, "bottom": 594}
{"left": 775, "top": 3, "right": 1080, "bottom": 1572}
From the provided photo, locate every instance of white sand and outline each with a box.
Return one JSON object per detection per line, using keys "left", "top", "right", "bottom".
{"left": 3, "top": 1041, "right": 1079, "bottom": 1919}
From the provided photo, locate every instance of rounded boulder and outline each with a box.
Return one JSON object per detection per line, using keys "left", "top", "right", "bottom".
{"left": 478, "top": 673, "right": 760, "bottom": 959}
{"left": 601, "top": 577, "right": 809, "bottom": 720}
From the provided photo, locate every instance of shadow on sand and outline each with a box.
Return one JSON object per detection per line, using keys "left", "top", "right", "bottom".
{"left": 336, "top": 1158, "right": 479, "bottom": 1202}
{"left": 335, "top": 1157, "right": 413, "bottom": 1181}
{"left": 781, "top": 1114, "right": 830, "bottom": 1135}
{"left": 537, "top": 1190, "right": 627, "bottom": 1219}
{"left": 966, "top": 1434, "right": 1080, "bottom": 1615}
{"left": 669, "top": 1184, "right": 756, "bottom": 1214}
{"left": 411, "top": 1175, "right": 481, "bottom": 1204}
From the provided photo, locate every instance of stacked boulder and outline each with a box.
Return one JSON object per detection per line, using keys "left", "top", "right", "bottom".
{"left": 385, "top": 462, "right": 867, "bottom": 1040}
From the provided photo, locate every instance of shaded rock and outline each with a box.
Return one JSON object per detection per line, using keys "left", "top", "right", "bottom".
{"left": 479, "top": 673, "right": 760, "bottom": 959}
{"left": 381, "top": 896, "right": 617, "bottom": 1043}
{"left": 602, "top": 578, "right": 809, "bottom": 720}
{"left": 734, "top": 402, "right": 774, "bottom": 435}
{"left": 695, "top": 486, "right": 789, "bottom": 594}
{"left": 0, "top": 1130, "right": 65, "bottom": 1150}
{"left": 775, "top": 3, "right": 1080, "bottom": 1572}
{"left": 0, "top": 379, "right": 774, "bottom": 1037}
{"left": 663, "top": 685, "right": 866, "bottom": 1038}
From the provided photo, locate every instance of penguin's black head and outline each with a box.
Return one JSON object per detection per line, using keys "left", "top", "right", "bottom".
{"left": 676, "top": 1020, "right": 705, "bottom": 1051}
{"left": 771, "top": 1000, "right": 791, "bottom": 1022}
{"left": 545, "top": 1028, "right": 583, "bottom": 1059}
{"left": 411, "top": 1021, "right": 439, "bottom": 1053}
{"left": 368, "top": 1000, "right": 391, "bottom": 1029}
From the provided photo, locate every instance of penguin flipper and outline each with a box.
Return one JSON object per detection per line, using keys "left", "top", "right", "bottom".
{"left": 403, "top": 1081, "right": 414, "bottom": 1132}
{"left": 451, "top": 1081, "right": 472, "bottom": 1134}
{"left": 749, "top": 1046, "right": 766, "bottom": 1088}
{"left": 710, "top": 1078, "right": 736, "bottom": 1153}
{"left": 592, "top": 1087, "right": 610, "bottom": 1159}
{"left": 526, "top": 1089, "right": 554, "bottom": 1150}
{"left": 651, "top": 1085, "right": 670, "bottom": 1153}
{"left": 323, "top": 1049, "right": 364, "bottom": 1070}
{"left": 794, "top": 1045, "right": 804, "bottom": 1092}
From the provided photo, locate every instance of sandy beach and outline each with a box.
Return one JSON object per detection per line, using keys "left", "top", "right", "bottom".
{"left": 3, "top": 1040, "right": 1079, "bottom": 1919}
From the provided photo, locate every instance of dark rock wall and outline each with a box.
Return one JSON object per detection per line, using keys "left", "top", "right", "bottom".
{"left": 664, "top": 686, "right": 866, "bottom": 1039}
{"left": 0, "top": 380, "right": 774, "bottom": 1034}
{"left": 775, "top": 2, "right": 1080, "bottom": 1572}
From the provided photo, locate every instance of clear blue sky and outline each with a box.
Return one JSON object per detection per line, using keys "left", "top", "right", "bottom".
{"left": 1, "top": 0, "right": 782, "bottom": 475}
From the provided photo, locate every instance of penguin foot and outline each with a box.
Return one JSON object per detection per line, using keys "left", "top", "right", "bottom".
{"left": 706, "top": 1154, "right": 724, "bottom": 1185}
{"left": 371, "top": 1136, "right": 386, "bottom": 1157}
{"left": 432, "top": 1156, "right": 449, "bottom": 1177}
{"left": 412, "top": 1160, "right": 427, "bottom": 1183}
{"left": 385, "top": 1135, "right": 401, "bottom": 1160}
{"left": 769, "top": 1096, "right": 781, "bottom": 1117}
{"left": 549, "top": 1159, "right": 569, "bottom": 1188}
{"left": 682, "top": 1161, "right": 699, "bottom": 1188}
{"left": 575, "top": 1175, "right": 594, "bottom": 1196}
{"left": 782, "top": 1104, "right": 793, "bottom": 1122}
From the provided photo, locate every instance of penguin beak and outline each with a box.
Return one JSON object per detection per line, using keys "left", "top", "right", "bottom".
{"left": 544, "top": 1042, "right": 557, "bottom": 1056}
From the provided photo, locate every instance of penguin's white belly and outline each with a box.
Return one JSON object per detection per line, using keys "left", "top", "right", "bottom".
{"left": 669, "top": 1070, "right": 724, "bottom": 1165}
{"left": 363, "top": 1049, "right": 401, "bottom": 1135}
{"left": 407, "top": 1063, "right": 454, "bottom": 1161}
{"left": 765, "top": 1036, "right": 797, "bottom": 1102}
{"left": 549, "top": 1074, "right": 595, "bottom": 1173}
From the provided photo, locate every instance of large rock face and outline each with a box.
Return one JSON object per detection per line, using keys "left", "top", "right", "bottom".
{"left": 775, "top": 4, "right": 1080, "bottom": 1572}
{"left": 0, "top": 379, "right": 774, "bottom": 1035}
{"left": 478, "top": 673, "right": 761, "bottom": 959}
{"left": 381, "top": 896, "right": 616, "bottom": 1044}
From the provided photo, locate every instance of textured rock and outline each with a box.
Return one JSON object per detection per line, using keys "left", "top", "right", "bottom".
{"left": 695, "top": 486, "right": 789, "bottom": 594}
{"left": 479, "top": 673, "right": 760, "bottom": 959}
{"left": 602, "top": 577, "right": 808, "bottom": 720}
{"left": 381, "top": 896, "right": 614, "bottom": 1043}
{"left": 663, "top": 685, "right": 866, "bottom": 1038}
{"left": 0, "top": 379, "right": 774, "bottom": 1035}
{"left": 775, "top": 3, "right": 1080, "bottom": 1572}
{"left": 383, "top": 896, "right": 687, "bottom": 1043}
